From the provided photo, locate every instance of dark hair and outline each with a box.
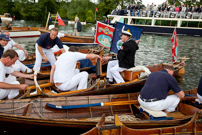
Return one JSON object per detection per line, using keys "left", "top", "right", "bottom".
{"left": 164, "top": 65, "right": 174, "bottom": 71}
{"left": 69, "top": 46, "right": 79, "bottom": 52}
{"left": 1, "top": 49, "right": 18, "bottom": 59}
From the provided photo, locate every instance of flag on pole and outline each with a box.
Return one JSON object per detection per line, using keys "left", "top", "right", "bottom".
{"left": 171, "top": 28, "right": 178, "bottom": 62}
{"left": 110, "top": 22, "right": 142, "bottom": 54}
{"left": 56, "top": 13, "right": 65, "bottom": 26}
{"left": 95, "top": 7, "right": 98, "bottom": 12}
{"left": 49, "top": 14, "right": 52, "bottom": 23}
{"left": 94, "top": 21, "right": 114, "bottom": 49}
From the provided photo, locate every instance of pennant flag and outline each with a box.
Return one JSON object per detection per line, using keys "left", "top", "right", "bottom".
{"left": 111, "top": 22, "right": 142, "bottom": 54}
{"left": 94, "top": 21, "right": 115, "bottom": 49}
{"left": 49, "top": 14, "right": 52, "bottom": 23}
{"left": 171, "top": 28, "right": 178, "bottom": 62}
{"left": 56, "top": 13, "right": 65, "bottom": 26}
{"left": 95, "top": 7, "right": 98, "bottom": 12}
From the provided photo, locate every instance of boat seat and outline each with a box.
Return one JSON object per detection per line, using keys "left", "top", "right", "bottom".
{"left": 120, "top": 66, "right": 151, "bottom": 81}
{"left": 140, "top": 106, "right": 173, "bottom": 120}
{"left": 195, "top": 99, "right": 202, "bottom": 106}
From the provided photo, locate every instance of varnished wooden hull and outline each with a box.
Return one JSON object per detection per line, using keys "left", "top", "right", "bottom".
{"left": 22, "top": 61, "right": 186, "bottom": 98}
{"left": 0, "top": 27, "right": 44, "bottom": 38}
{"left": 39, "top": 29, "right": 94, "bottom": 44}
{"left": 0, "top": 91, "right": 200, "bottom": 134}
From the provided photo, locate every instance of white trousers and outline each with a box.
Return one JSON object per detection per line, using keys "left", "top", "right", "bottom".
{"left": 57, "top": 69, "right": 88, "bottom": 91}
{"left": 33, "top": 44, "right": 56, "bottom": 71}
{"left": 197, "top": 93, "right": 202, "bottom": 102}
{"left": 16, "top": 50, "right": 26, "bottom": 61}
{"left": 0, "top": 76, "right": 20, "bottom": 100}
{"left": 12, "top": 60, "right": 32, "bottom": 73}
{"left": 106, "top": 60, "right": 126, "bottom": 83}
{"left": 138, "top": 95, "right": 180, "bottom": 112}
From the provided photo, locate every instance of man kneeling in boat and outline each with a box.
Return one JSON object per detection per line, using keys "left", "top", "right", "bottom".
{"left": 0, "top": 50, "right": 35, "bottom": 100}
{"left": 138, "top": 65, "right": 185, "bottom": 114}
{"left": 50, "top": 46, "right": 101, "bottom": 91}
{"left": 102, "top": 27, "right": 139, "bottom": 84}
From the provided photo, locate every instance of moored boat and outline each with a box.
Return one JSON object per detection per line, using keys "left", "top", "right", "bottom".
{"left": 0, "top": 27, "right": 44, "bottom": 38}
{"left": 39, "top": 29, "right": 97, "bottom": 46}
{"left": 0, "top": 13, "right": 12, "bottom": 22}
{"left": 82, "top": 112, "right": 202, "bottom": 135}
{"left": 107, "top": 10, "right": 202, "bottom": 36}
{"left": 0, "top": 90, "right": 200, "bottom": 134}
{"left": 19, "top": 58, "right": 186, "bottom": 98}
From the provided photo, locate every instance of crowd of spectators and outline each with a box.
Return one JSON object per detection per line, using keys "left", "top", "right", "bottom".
{"left": 113, "top": 2, "right": 202, "bottom": 18}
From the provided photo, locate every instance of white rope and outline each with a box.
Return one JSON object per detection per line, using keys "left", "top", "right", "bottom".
{"left": 0, "top": 102, "right": 44, "bottom": 118}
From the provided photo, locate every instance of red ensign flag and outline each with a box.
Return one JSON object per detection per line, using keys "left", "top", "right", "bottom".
{"left": 95, "top": 7, "right": 98, "bottom": 12}
{"left": 56, "top": 13, "right": 65, "bottom": 26}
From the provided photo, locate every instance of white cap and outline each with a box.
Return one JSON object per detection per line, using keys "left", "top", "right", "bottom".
{"left": 122, "top": 25, "right": 132, "bottom": 36}
{"left": 48, "top": 25, "right": 55, "bottom": 30}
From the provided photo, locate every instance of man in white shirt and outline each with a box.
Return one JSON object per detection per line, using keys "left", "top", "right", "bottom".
{"left": 2, "top": 31, "right": 32, "bottom": 73}
{"left": 50, "top": 46, "right": 101, "bottom": 91}
{"left": 2, "top": 30, "right": 28, "bottom": 61}
{"left": 0, "top": 49, "right": 35, "bottom": 100}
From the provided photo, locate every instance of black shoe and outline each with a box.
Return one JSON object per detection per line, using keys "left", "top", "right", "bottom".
{"left": 107, "top": 79, "right": 114, "bottom": 84}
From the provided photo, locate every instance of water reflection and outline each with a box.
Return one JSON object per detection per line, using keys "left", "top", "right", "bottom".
{"left": 10, "top": 20, "right": 202, "bottom": 91}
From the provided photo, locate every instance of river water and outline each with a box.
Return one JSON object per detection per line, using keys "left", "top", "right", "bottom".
{"left": 9, "top": 20, "right": 202, "bottom": 91}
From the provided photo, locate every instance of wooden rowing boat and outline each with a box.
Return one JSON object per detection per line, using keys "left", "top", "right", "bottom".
{"left": 82, "top": 112, "right": 202, "bottom": 135}
{"left": 0, "top": 27, "right": 44, "bottom": 38}
{"left": 0, "top": 89, "right": 200, "bottom": 134}
{"left": 19, "top": 57, "right": 186, "bottom": 98}
{"left": 39, "top": 29, "right": 97, "bottom": 46}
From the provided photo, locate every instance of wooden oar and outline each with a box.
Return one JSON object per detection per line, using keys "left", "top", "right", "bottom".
{"left": 47, "top": 100, "right": 139, "bottom": 109}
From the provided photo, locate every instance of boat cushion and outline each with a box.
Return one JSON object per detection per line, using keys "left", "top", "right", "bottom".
{"left": 120, "top": 66, "right": 151, "bottom": 81}
{"left": 140, "top": 106, "right": 173, "bottom": 120}
{"left": 195, "top": 99, "right": 202, "bottom": 106}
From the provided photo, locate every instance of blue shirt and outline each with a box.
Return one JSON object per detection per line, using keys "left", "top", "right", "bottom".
{"left": 0, "top": 45, "right": 4, "bottom": 58}
{"left": 36, "top": 33, "right": 63, "bottom": 49}
{"left": 140, "top": 69, "right": 181, "bottom": 100}
{"left": 197, "top": 76, "right": 202, "bottom": 96}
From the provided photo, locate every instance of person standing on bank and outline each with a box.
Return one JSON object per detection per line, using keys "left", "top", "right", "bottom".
{"left": 138, "top": 65, "right": 185, "bottom": 114}
{"left": 0, "top": 50, "right": 35, "bottom": 100}
{"left": 33, "top": 28, "right": 65, "bottom": 71}
{"left": 50, "top": 46, "right": 101, "bottom": 91}
{"left": 73, "top": 17, "right": 82, "bottom": 36}
{"left": 102, "top": 26, "right": 140, "bottom": 84}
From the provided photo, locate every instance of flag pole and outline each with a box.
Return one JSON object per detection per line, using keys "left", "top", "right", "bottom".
{"left": 54, "top": 11, "right": 58, "bottom": 27}
{"left": 45, "top": 12, "right": 50, "bottom": 30}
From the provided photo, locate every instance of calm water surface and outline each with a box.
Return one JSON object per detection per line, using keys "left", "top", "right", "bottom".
{"left": 11, "top": 20, "right": 202, "bottom": 90}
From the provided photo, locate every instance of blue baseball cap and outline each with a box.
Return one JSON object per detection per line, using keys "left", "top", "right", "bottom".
{"left": 0, "top": 34, "right": 10, "bottom": 41}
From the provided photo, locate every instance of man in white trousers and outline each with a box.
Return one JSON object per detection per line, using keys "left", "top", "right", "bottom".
{"left": 138, "top": 65, "right": 185, "bottom": 114}
{"left": 33, "top": 28, "right": 65, "bottom": 71}
{"left": 2, "top": 30, "right": 28, "bottom": 61}
{"left": 0, "top": 49, "right": 35, "bottom": 100}
{"left": 102, "top": 27, "right": 139, "bottom": 84}
{"left": 50, "top": 46, "right": 101, "bottom": 91}
{"left": 2, "top": 31, "right": 32, "bottom": 73}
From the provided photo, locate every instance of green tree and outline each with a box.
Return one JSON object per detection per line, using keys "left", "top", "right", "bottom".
{"left": 86, "top": 10, "right": 94, "bottom": 23}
